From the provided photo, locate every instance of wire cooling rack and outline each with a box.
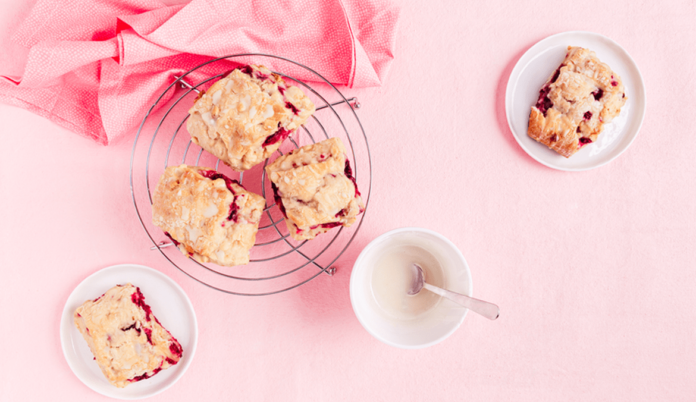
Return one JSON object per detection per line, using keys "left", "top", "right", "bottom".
{"left": 130, "top": 54, "right": 371, "bottom": 296}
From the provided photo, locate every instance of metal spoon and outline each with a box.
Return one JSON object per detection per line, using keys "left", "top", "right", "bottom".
{"left": 408, "top": 263, "right": 500, "bottom": 320}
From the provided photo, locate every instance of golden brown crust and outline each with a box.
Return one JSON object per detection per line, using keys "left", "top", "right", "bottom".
{"left": 265, "top": 138, "right": 365, "bottom": 240}
{"left": 187, "top": 65, "right": 315, "bottom": 171}
{"left": 151, "top": 165, "right": 265, "bottom": 266}
{"left": 527, "top": 46, "right": 627, "bottom": 157}
{"left": 73, "top": 284, "right": 182, "bottom": 388}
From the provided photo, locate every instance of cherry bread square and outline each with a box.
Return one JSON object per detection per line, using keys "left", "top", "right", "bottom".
{"left": 187, "top": 64, "right": 315, "bottom": 171}
{"left": 73, "top": 284, "right": 183, "bottom": 388}
{"left": 528, "top": 46, "right": 627, "bottom": 157}
{"left": 266, "top": 137, "right": 365, "bottom": 241}
{"left": 151, "top": 165, "right": 265, "bottom": 267}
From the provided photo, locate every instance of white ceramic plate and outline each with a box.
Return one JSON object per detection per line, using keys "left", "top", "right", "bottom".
{"left": 60, "top": 264, "right": 198, "bottom": 400}
{"left": 505, "top": 31, "right": 646, "bottom": 171}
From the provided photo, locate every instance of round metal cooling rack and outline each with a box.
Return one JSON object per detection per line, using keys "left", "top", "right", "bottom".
{"left": 130, "top": 54, "right": 371, "bottom": 296}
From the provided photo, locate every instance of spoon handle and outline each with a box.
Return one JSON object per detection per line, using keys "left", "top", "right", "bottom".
{"left": 423, "top": 283, "right": 500, "bottom": 320}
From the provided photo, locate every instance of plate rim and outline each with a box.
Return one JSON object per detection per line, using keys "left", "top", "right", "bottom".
{"left": 59, "top": 263, "right": 198, "bottom": 400}
{"left": 505, "top": 30, "right": 647, "bottom": 171}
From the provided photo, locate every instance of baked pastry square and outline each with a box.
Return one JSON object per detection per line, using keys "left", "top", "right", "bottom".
{"left": 152, "top": 165, "right": 265, "bottom": 266}
{"left": 265, "top": 137, "right": 365, "bottom": 240}
{"left": 187, "top": 64, "right": 315, "bottom": 171}
{"left": 528, "top": 46, "right": 627, "bottom": 157}
{"left": 73, "top": 284, "right": 183, "bottom": 388}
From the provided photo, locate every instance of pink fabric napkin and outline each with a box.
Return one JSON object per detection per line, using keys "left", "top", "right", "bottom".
{"left": 0, "top": 0, "right": 400, "bottom": 145}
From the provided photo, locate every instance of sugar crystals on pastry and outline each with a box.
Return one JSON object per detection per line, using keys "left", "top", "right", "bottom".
{"left": 265, "top": 137, "right": 365, "bottom": 241}
{"left": 528, "top": 46, "right": 627, "bottom": 157}
{"left": 152, "top": 164, "right": 265, "bottom": 266}
{"left": 187, "top": 64, "right": 315, "bottom": 171}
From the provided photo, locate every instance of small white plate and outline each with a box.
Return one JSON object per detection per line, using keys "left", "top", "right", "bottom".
{"left": 505, "top": 31, "right": 646, "bottom": 171}
{"left": 60, "top": 264, "right": 198, "bottom": 400}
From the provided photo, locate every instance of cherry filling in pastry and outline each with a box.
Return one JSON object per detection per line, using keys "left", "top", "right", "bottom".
{"left": 535, "top": 65, "right": 564, "bottom": 116}
{"left": 578, "top": 137, "right": 593, "bottom": 147}
{"left": 527, "top": 46, "right": 627, "bottom": 158}
{"left": 164, "top": 232, "right": 180, "bottom": 247}
{"left": 285, "top": 102, "right": 300, "bottom": 115}
{"left": 271, "top": 182, "right": 288, "bottom": 219}
{"left": 263, "top": 127, "right": 293, "bottom": 147}
{"left": 343, "top": 159, "right": 361, "bottom": 197}
{"left": 197, "top": 169, "right": 247, "bottom": 222}
{"left": 312, "top": 222, "right": 343, "bottom": 230}
{"left": 187, "top": 64, "right": 315, "bottom": 171}
{"left": 152, "top": 165, "right": 265, "bottom": 267}
{"left": 535, "top": 85, "right": 554, "bottom": 116}
{"left": 239, "top": 65, "right": 253, "bottom": 75}
{"left": 73, "top": 284, "right": 183, "bottom": 388}
{"left": 266, "top": 137, "right": 365, "bottom": 241}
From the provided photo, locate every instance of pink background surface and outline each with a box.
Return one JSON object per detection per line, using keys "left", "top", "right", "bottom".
{"left": 2, "top": 0, "right": 696, "bottom": 401}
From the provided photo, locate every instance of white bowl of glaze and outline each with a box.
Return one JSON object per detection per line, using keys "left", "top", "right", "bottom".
{"left": 350, "top": 227, "right": 472, "bottom": 349}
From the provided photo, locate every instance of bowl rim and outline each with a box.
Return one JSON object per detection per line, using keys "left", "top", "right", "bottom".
{"left": 349, "top": 227, "right": 473, "bottom": 349}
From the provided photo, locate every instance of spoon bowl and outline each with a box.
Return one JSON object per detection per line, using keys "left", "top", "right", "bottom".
{"left": 408, "top": 262, "right": 426, "bottom": 295}
{"left": 409, "top": 263, "right": 500, "bottom": 320}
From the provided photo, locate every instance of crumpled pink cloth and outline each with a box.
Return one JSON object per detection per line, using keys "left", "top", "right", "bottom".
{"left": 0, "top": 0, "right": 400, "bottom": 145}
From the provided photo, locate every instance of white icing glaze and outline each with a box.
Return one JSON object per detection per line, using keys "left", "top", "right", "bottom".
{"left": 203, "top": 202, "right": 219, "bottom": 218}
{"left": 212, "top": 90, "right": 222, "bottom": 106}
{"left": 263, "top": 104, "right": 274, "bottom": 119}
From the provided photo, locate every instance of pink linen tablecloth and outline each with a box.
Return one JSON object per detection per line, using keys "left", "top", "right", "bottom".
{"left": 1, "top": 0, "right": 696, "bottom": 401}
{"left": 0, "top": 0, "right": 399, "bottom": 145}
